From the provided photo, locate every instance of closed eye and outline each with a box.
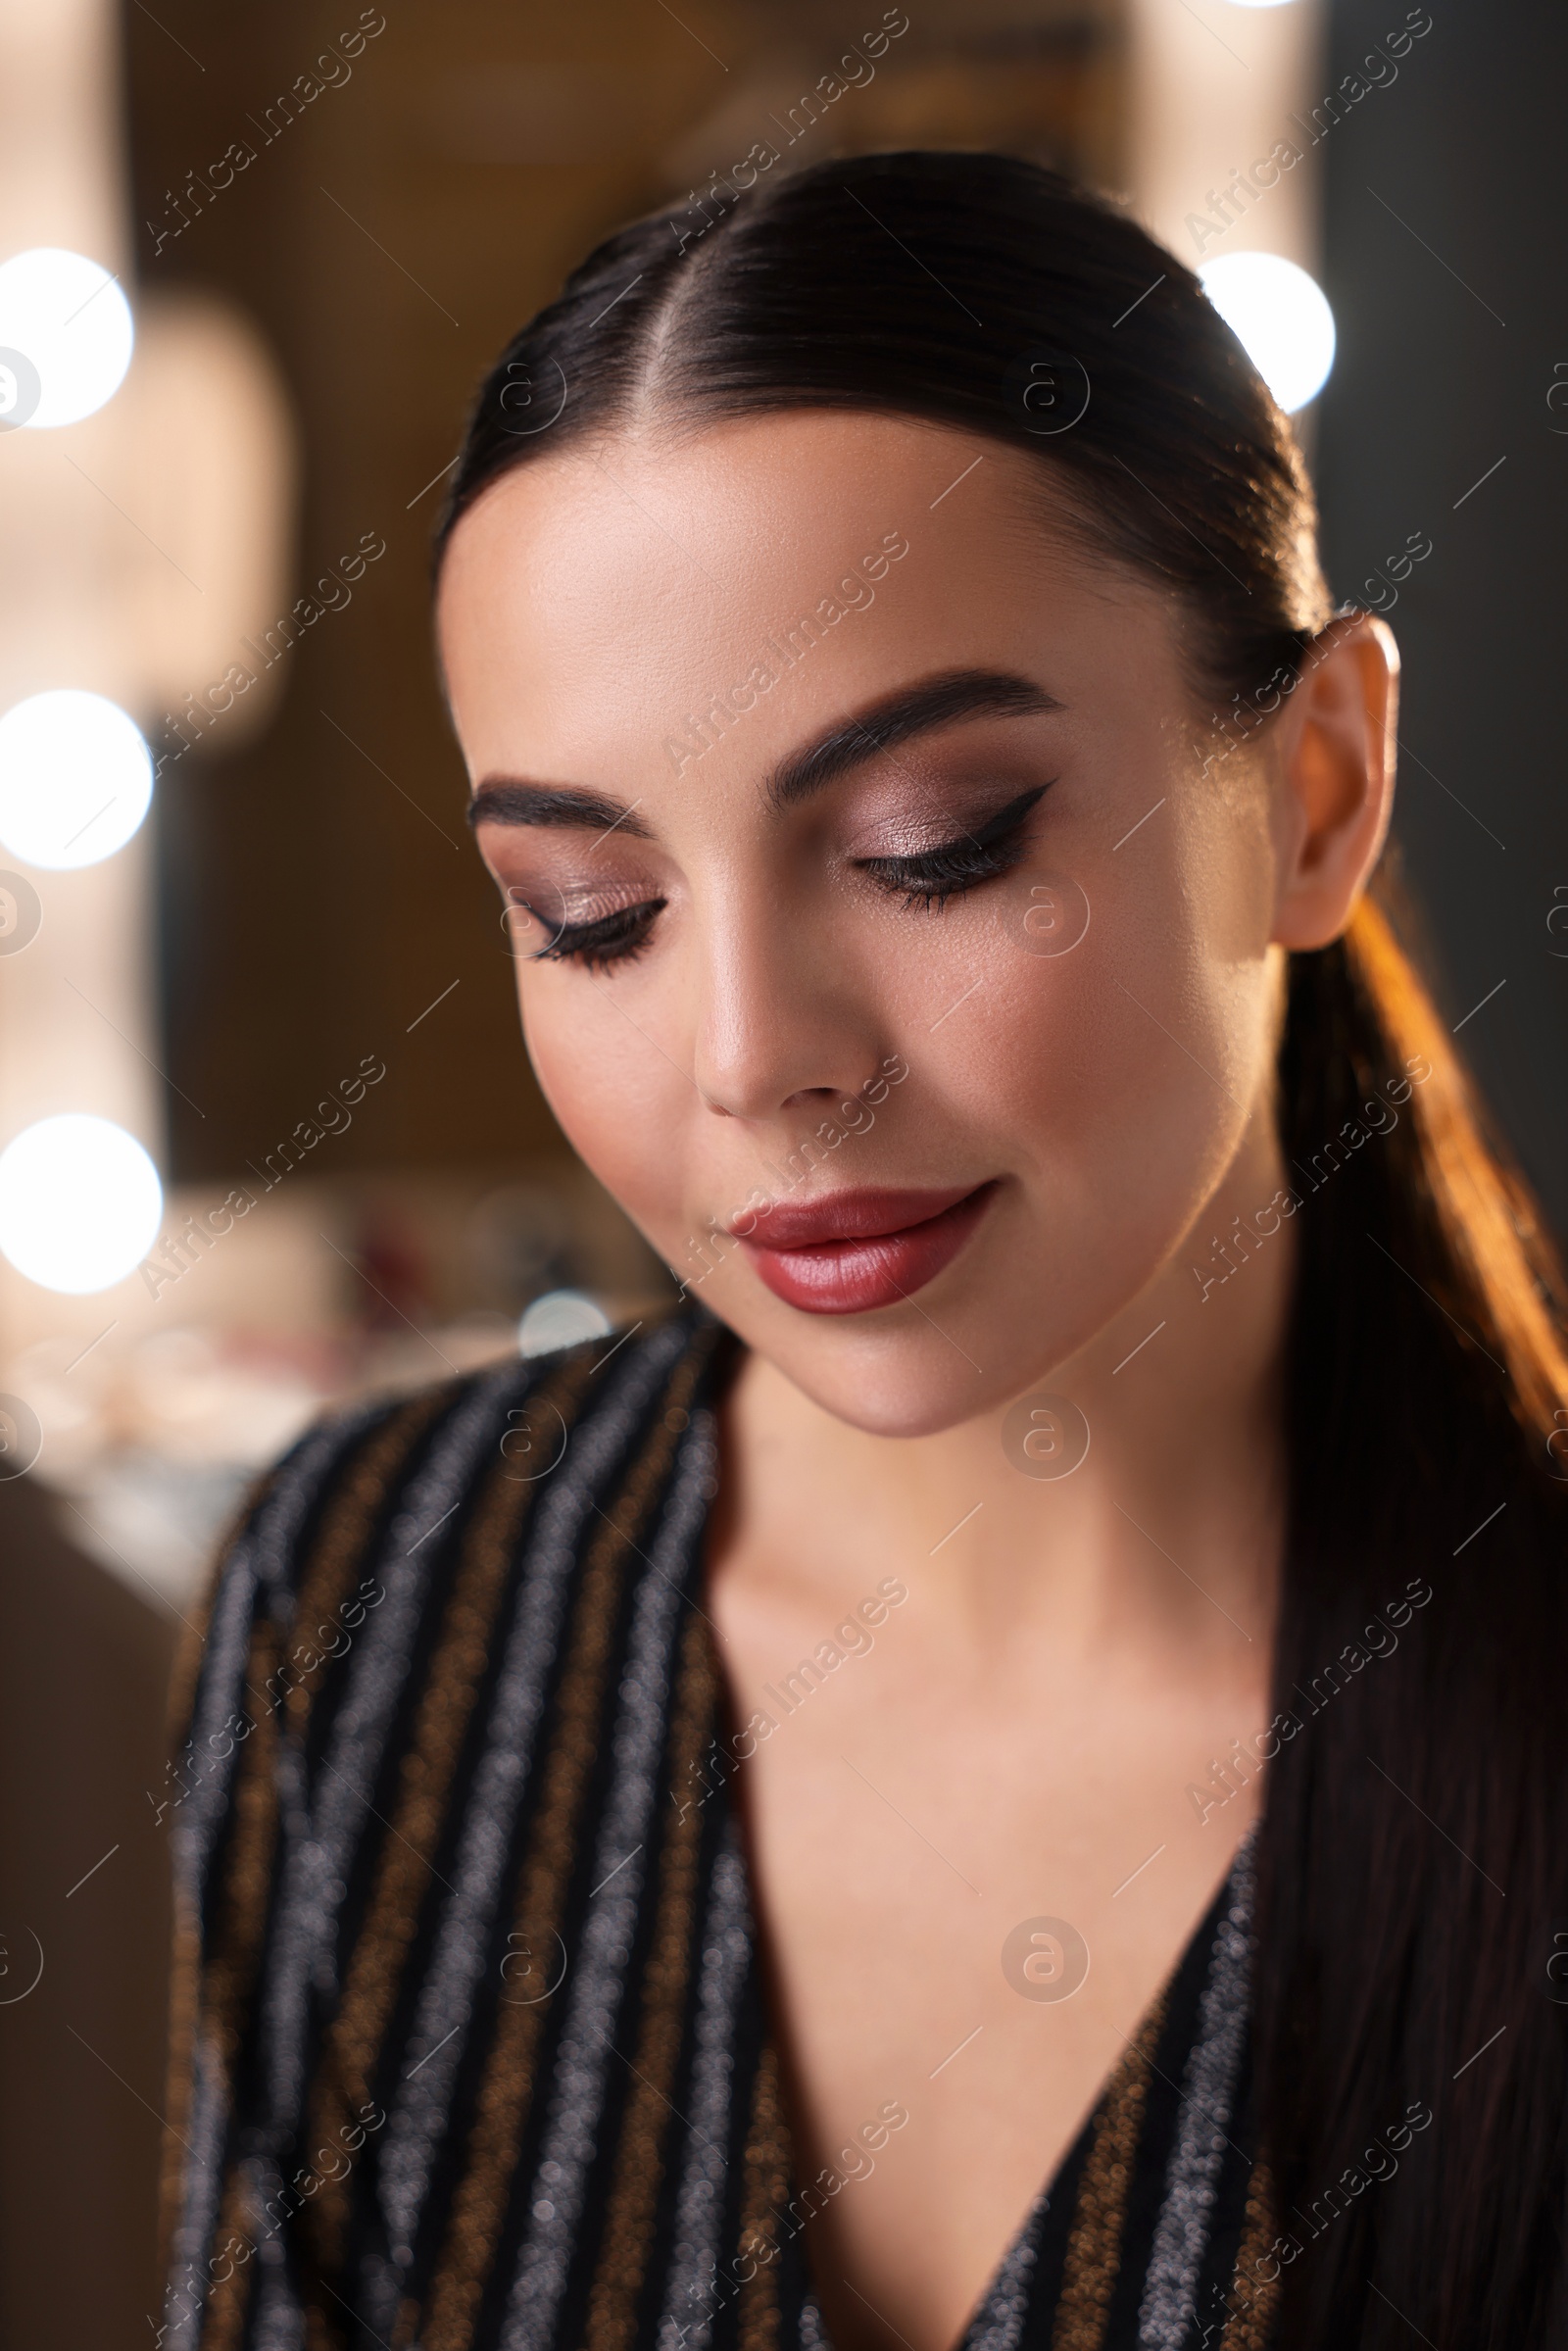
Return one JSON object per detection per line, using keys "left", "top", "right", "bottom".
{"left": 531, "top": 898, "right": 666, "bottom": 971}
{"left": 856, "top": 781, "right": 1053, "bottom": 910}
{"left": 517, "top": 780, "right": 1053, "bottom": 967}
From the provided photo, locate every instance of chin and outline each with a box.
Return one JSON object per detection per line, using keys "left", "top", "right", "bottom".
{"left": 766, "top": 1332, "right": 1005, "bottom": 1441}
{"left": 658, "top": 1162, "right": 1205, "bottom": 1436}
{"left": 699, "top": 1260, "right": 1090, "bottom": 1441}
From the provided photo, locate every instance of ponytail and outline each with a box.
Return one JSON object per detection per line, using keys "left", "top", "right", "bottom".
{"left": 1263, "top": 880, "right": 1568, "bottom": 2344}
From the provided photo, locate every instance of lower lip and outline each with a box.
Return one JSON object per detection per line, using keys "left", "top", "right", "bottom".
{"left": 740, "top": 1184, "right": 997, "bottom": 1315}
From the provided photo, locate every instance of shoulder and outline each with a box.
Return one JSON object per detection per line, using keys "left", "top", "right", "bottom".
{"left": 209, "top": 1304, "right": 733, "bottom": 1620}
{"left": 175, "top": 1305, "right": 735, "bottom": 1809}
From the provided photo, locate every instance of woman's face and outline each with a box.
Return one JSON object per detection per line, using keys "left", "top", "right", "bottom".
{"left": 438, "top": 412, "right": 1298, "bottom": 1437}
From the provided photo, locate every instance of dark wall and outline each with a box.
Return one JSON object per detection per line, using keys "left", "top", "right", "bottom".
{"left": 1316, "top": 0, "right": 1568, "bottom": 1232}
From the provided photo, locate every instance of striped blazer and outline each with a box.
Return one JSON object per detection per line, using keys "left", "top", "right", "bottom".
{"left": 161, "top": 1306, "right": 1280, "bottom": 2350}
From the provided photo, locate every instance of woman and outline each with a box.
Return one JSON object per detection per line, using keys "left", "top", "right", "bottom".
{"left": 161, "top": 152, "right": 1568, "bottom": 2350}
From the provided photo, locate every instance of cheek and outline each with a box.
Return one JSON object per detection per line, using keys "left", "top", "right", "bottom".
{"left": 930, "top": 841, "right": 1259, "bottom": 1171}
{"left": 908, "top": 827, "right": 1274, "bottom": 1333}
{"left": 518, "top": 977, "right": 696, "bottom": 1255}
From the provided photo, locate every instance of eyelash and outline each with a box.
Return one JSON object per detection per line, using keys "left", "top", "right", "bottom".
{"left": 532, "top": 900, "right": 666, "bottom": 973}
{"left": 858, "top": 832, "right": 1027, "bottom": 913}
{"left": 532, "top": 784, "right": 1052, "bottom": 968}
{"left": 858, "top": 782, "right": 1051, "bottom": 913}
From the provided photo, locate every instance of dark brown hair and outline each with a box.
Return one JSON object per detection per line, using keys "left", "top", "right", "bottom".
{"left": 436, "top": 150, "right": 1568, "bottom": 2345}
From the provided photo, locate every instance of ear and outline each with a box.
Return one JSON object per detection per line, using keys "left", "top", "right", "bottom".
{"left": 1270, "top": 614, "right": 1399, "bottom": 951}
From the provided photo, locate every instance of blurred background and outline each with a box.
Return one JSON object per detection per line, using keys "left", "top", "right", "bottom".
{"left": 0, "top": 0, "right": 1562, "bottom": 2338}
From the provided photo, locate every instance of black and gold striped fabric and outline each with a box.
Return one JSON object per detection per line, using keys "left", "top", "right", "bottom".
{"left": 160, "top": 1306, "right": 1280, "bottom": 2351}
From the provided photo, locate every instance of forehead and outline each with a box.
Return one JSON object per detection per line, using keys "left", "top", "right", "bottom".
{"left": 435, "top": 410, "right": 1176, "bottom": 794}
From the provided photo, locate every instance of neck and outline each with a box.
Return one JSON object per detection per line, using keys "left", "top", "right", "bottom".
{"left": 721, "top": 1109, "right": 1294, "bottom": 1674}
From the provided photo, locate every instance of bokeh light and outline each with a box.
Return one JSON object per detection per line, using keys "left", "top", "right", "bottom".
{"left": 1199, "top": 251, "right": 1337, "bottom": 414}
{"left": 0, "top": 690, "right": 154, "bottom": 870}
{"left": 517, "top": 1290, "right": 612, "bottom": 1357}
{"left": 0, "top": 1113, "right": 163, "bottom": 1294}
{"left": 0, "top": 247, "right": 134, "bottom": 428}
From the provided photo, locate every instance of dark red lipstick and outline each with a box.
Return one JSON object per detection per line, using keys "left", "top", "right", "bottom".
{"left": 735, "top": 1182, "right": 997, "bottom": 1315}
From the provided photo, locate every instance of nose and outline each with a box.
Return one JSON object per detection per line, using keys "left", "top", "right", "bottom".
{"left": 688, "top": 892, "right": 883, "bottom": 1123}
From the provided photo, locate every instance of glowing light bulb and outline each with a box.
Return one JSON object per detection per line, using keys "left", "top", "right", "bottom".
{"left": 1199, "top": 252, "right": 1337, "bottom": 414}
{"left": 517, "top": 1290, "right": 612, "bottom": 1358}
{"left": 0, "top": 1115, "right": 163, "bottom": 1295}
{"left": 0, "top": 691, "right": 154, "bottom": 870}
{"left": 0, "top": 247, "right": 134, "bottom": 429}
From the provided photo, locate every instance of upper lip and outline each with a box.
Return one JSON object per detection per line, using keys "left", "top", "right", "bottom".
{"left": 729, "top": 1184, "right": 987, "bottom": 1249}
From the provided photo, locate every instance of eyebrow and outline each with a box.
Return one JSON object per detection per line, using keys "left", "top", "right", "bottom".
{"left": 466, "top": 665, "right": 1063, "bottom": 836}
{"left": 466, "top": 782, "right": 655, "bottom": 837}
{"left": 764, "top": 667, "right": 1064, "bottom": 811}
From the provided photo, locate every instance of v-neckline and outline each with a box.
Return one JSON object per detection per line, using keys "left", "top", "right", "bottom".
{"left": 728, "top": 1803, "right": 1254, "bottom": 2351}
{"left": 694, "top": 1324, "right": 1256, "bottom": 2351}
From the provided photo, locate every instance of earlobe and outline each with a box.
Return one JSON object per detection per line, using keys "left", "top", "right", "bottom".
{"left": 1271, "top": 614, "right": 1399, "bottom": 951}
